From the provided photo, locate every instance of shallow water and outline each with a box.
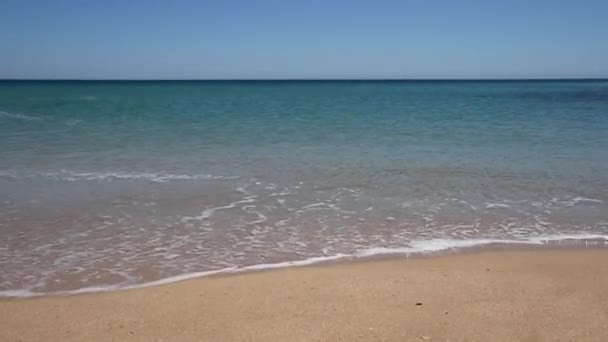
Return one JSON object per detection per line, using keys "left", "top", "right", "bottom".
{"left": 1, "top": 80, "right": 608, "bottom": 296}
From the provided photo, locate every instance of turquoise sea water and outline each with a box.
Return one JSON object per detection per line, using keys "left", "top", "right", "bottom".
{"left": 1, "top": 80, "right": 608, "bottom": 296}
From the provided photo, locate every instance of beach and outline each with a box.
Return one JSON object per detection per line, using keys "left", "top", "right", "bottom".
{"left": 3, "top": 1, "right": 607, "bottom": 341}
{"left": 1, "top": 81, "right": 607, "bottom": 340}
{"left": 2, "top": 249, "right": 607, "bottom": 341}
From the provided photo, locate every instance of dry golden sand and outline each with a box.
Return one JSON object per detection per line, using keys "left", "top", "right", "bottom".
{"left": 1, "top": 250, "right": 608, "bottom": 342}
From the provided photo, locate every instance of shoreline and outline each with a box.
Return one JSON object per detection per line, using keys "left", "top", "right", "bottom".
{"left": 2, "top": 235, "right": 608, "bottom": 299}
{"left": 2, "top": 248, "right": 607, "bottom": 341}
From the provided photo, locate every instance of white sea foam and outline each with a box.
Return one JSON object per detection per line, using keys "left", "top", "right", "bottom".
{"left": 0, "top": 170, "right": 239, "bottom": 182}
{"left": 484, "top": 203, "right": 511, "bottom": 209}
{"left": 2, "top": 233, "right": 606, "bottom": 298}
{"left": 181, "top": 197, "right": 257, "bottom": 222}
{"left": 550, "top": 196, "right": 604, "bottom": 207}
{"left": 571, "top": 197, "right": 603, "bottom": 204}
{"left": 0, "top": 110, "right": 40, "bottom": 121}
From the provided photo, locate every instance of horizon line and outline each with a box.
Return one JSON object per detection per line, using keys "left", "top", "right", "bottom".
{"left": 1, "top": 77, "right": 607, "bottom": 82}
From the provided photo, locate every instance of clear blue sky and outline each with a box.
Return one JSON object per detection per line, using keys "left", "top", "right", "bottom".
{"left": 1, "top": 0, "right": 607, "bottom": 79}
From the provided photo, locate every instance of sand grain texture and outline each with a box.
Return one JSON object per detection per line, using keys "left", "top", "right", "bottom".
{"left": 1, "top": 250, "right": 608, "bottom": 341}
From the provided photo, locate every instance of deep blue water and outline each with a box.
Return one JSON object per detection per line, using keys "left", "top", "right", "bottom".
{"left": 1, "top": 80, "right": 607, "bottom": 296}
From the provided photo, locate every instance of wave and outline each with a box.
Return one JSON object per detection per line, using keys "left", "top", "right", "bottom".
{"left": 551, "top": 197, "right": 604, "bottom": 207}
{"left": 0, "top": 110, "right": 40, "bottom": 121}
{"left": 181, "top": 196, "right": 258, "bottom": 222}
{"left": 484, "top": 202, "right": 511, "bottom": 209}
{"left": 2, "top": 233, "right": 606, "bottom": 298}
{"left": 0, "top": 170, "right": 239, "bottom": 182}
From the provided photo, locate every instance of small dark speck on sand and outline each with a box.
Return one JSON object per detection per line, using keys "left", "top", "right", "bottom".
{"left": 416, "top": 302, "right": 423, "bottom": 306}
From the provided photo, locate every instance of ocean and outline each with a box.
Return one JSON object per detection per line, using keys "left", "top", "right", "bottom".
{"left": 1, "top": 80, "right": 607, "bottom": 296}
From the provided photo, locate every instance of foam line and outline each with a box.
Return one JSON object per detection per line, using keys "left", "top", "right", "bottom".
{"left": 0, "top": 110, "right": 40, "bottom": 121}
{"left": 0, "top": 170, "right": 239, "bottom": 182}
{"left": 1, "top": 234, "right": 607, "bottom": 298}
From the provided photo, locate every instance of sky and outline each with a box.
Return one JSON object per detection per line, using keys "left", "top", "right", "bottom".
{"left": 1, "top": 0, "right": 607, "bottom": 79}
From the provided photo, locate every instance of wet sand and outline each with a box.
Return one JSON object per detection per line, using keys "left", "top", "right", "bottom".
{"left": 1, "top": 249, "right": 608, "bottom": 341}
